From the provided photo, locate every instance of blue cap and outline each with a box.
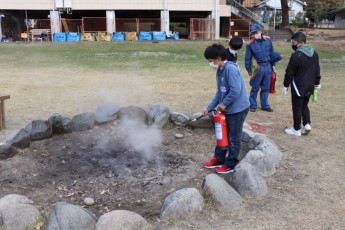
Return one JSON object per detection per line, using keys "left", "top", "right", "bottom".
{"left": 250, "top": 24, "right": 262, "bottom": 33}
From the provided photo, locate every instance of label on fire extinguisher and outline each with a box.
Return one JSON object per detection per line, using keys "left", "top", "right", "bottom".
{"left": 215, "top": 123, "right": 223, "bottom": 140}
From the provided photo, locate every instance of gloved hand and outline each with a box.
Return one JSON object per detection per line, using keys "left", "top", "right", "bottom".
{"left": 283, "top": 87, "right": 288, "bottom": 95}
{"left": 315, "top": 85, "right": 321, "bottom": 90}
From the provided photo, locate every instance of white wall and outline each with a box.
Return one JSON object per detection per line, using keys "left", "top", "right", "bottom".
{"left": 1, "top": 0, "right": 230, "bottom": 14}
{"left": 289, "top": 1, "right": 305, "bottom": 20}
{"left": 334, "top": 13, "right": 345, "bottom": 28}
{"left": 1, "top": 0, "right": 231, "bottom": 39}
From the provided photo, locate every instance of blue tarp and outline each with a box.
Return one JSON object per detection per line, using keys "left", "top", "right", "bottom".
{"left": 66, "top": 32, "right": 80, "bottom": 42}
{"left": 53, "top": 33, "right": 66, "bottom": 42}
{"left": 152, "top": 31, "right": 166, "bottom": 41}
{"left": 138, "top": 32, "right": 152, "bottom": 41}
{"left": 112, "top": 32, "right": 125, "bottom": 42}
{"left": 1, "top": 35, "right": 8, "bottom": 42}
{"left": 166, "top": 32, "right": 179, "bottom": 40}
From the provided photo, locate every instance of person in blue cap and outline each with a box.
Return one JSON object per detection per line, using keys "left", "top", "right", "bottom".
{"left": 245, "top": 24, "right": 282, "bottom": 112}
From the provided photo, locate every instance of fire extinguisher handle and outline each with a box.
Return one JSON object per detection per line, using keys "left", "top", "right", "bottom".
{"left": 208, "top": 109, "right": 221, "bottom": 121}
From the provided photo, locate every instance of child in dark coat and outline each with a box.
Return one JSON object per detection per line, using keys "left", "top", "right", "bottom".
{"left": 283, "top": 32, "right": 321, "bottom": 136}
{"left": 226, "top": 36, "right": 243, "bottom": 63}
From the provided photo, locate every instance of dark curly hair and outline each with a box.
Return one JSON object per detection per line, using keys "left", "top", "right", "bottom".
{"left": 229, "top": 36, "right": 243, "bottom": 50}
{"left": 204, "top": 44, "right": 227, "bottom": 61}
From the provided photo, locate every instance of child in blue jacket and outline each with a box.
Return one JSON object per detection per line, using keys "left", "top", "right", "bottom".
{"left": 203, "top": 44, "right": 250, "bottom": 174}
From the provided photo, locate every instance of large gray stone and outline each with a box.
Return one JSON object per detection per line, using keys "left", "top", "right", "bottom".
{"left": 203, "top": 174, "right": 243, "bottom": 212}
{"left": 188, "top": 116, "right": 213, "bottom": 128}
{"left": 230, "top": 162, "right": 267, "bottom": 197}
{"left": 170, "top": 112, "right": 190, "bottom": 126}
{"left": 159, "top": 188, "right": 204, "bottom": 220}
{"left": 48, "top": 113, "right": 72, "bottom": 134}
{"left": 96, "top": 210, "right": 152, "bottom": 230}
{"left": 240, "top": 150, "right": 276, "bottom": 177}
{"left": 147, "top": 104, "right": 170, "bottom": 128}
{"left": 249, "top": 135, "right": 282, "bottom": 165}
{"left": 0, "top": 143, "right": 15, "bottom": 160}
{"left": 46, "top": 202, "right": 97, "bottom": 230}
{"left": 241, "top": 128, "right": 255, "bottom": 143}
{"left": 248, "top": 134, "right": 265, "bottom": 149}
{"left": 95, "top": 105, "right": 119, "bottom": 124}
{"left": 118, "top": 106, "right": 148, "bottom": 125}
{"left": 0, "top": 194, "right": 39, "bottom": 230}
{"left": 25, "top": 120, "right": 52, "bottom": 141}
{"left": 243, "top": 122, "right": 252, "bottom": 130}
{"left": 71, "top": 112, "right": 96, "bottom": 132}
{"left": 6, "top": 129, "right": 31, "bottom": 149}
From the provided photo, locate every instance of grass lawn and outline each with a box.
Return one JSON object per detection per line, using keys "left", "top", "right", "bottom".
{"left": 0, "top": 40, "right": 344, "bottom": 133}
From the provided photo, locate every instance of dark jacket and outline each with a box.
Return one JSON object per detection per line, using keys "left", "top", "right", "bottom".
{"left": 225, "top": 49, "right": 238, "bottom": 63}
{"left": 284, "top": 44, "right": 321, "bottom": 97}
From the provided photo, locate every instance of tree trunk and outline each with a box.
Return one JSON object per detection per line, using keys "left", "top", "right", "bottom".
{"left": 281, "top": 0, "right": 289, "bottom": 28}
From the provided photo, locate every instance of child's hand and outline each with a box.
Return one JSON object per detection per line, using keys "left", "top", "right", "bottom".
{"left": 216, "top": 104, "right": 226, "bottom": 112}
{"left": 202, "top": 109, "right": 209, "bottom": 117}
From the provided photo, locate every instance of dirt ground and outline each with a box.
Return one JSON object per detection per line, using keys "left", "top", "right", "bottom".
{"left": 0, "top": 121, "right": 215, "bottom": 219}
{"left": 1, "top": 34, "right": 345, "bottom": 229}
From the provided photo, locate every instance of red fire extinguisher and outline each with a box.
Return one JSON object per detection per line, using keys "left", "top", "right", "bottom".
{"left": 213, "top": 111, "right": 229, "bottom": 149}
{"left": 270, "top": 71, "right": 277, "bottom": 94}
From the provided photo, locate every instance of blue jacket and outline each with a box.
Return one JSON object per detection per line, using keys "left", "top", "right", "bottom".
{"left": 207, "top": 61, "right": 250, "bottom": 114}
{"left": 245, "top": 36, "right": 281, "bottom": 74}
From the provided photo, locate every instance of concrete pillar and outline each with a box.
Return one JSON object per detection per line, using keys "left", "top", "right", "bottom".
{"left": 50, "top": 10, "right": 61, "bottom": 36}
{"left": 212, "top": 0, "right": 220, "bottom": 40}
{"left": 0, "top": 17, "right": 2, "bottom": 42}
{"left": 160, "top": 10, "right": 169, "bottom": 33}
{"left": 106, "top": 11, "right": 115, "bottom": 34}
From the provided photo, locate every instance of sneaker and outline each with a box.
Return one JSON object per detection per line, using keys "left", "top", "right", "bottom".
{"left": 250, "top": 108, "right": 256, "bottom": 112}
{"left": 262, "top": 108, "right": 274, "bottom": 112}
{"left": 285, "top": 127, "right": 301, "bottom": 136}
{"left": 215, "top": 165, "right": 235, "bottom": 174}
{"left": 302, "top": 124, "right": 311, "bottom": 135}
{"left": 204, "top": 157, "right": 223, "bottom": 168}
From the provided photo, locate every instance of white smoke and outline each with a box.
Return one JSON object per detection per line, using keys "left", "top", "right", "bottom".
{"left": 118, "top": 118, "right": 162, "bottom": 161}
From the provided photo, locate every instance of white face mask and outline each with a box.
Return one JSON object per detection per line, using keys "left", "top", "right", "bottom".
{"left": 254, "top": 33, "right": 262, "bottom": 40}
{"left": 229, "top": 48, "right": 238, "bottom": 55}
{"left": 209, "top": 62, "right": 219, "bottom": 70}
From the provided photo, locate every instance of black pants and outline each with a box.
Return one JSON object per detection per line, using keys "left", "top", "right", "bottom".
{"left": 291, "top": 93, "right": 311, "bottom": 130}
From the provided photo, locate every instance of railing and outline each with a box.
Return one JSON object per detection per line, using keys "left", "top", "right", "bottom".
{"left": 226, "top": 0, "right": 261, "bottom": 23}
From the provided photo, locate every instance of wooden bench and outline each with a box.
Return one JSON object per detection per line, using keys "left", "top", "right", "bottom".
{"left": 0, "top": 93, "right": 10, "bottom": 130}
{"left": 30, "top": 29, "right": 51, "bottom": 42}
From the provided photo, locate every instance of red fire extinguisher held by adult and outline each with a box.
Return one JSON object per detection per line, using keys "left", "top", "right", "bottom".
{"left": 270, "top": 70, "right": 277, "bottom": 94}
{"left": 211, "top": 110, "right": 229, "bottom": 149}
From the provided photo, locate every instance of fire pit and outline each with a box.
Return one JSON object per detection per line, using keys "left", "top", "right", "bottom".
{"left": 0, "top": 120, "right": 210, "bottom": 218}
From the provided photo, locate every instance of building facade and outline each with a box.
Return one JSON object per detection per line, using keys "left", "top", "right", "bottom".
{"left": 330, "top": 6, "right": 345, "bottom": 29}
{"left": 0, "top": 0, "right": 232, "bottom": 40}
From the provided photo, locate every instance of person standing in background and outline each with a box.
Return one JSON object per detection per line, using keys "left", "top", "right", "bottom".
{"left": 226, "top": 36, "right": 243, "bottom": 64}
{"left": 283, "top": 32, "right": 321, "bottom": 136}
{"left": 245, "top": 24, "right": 281, "bottom": 112}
